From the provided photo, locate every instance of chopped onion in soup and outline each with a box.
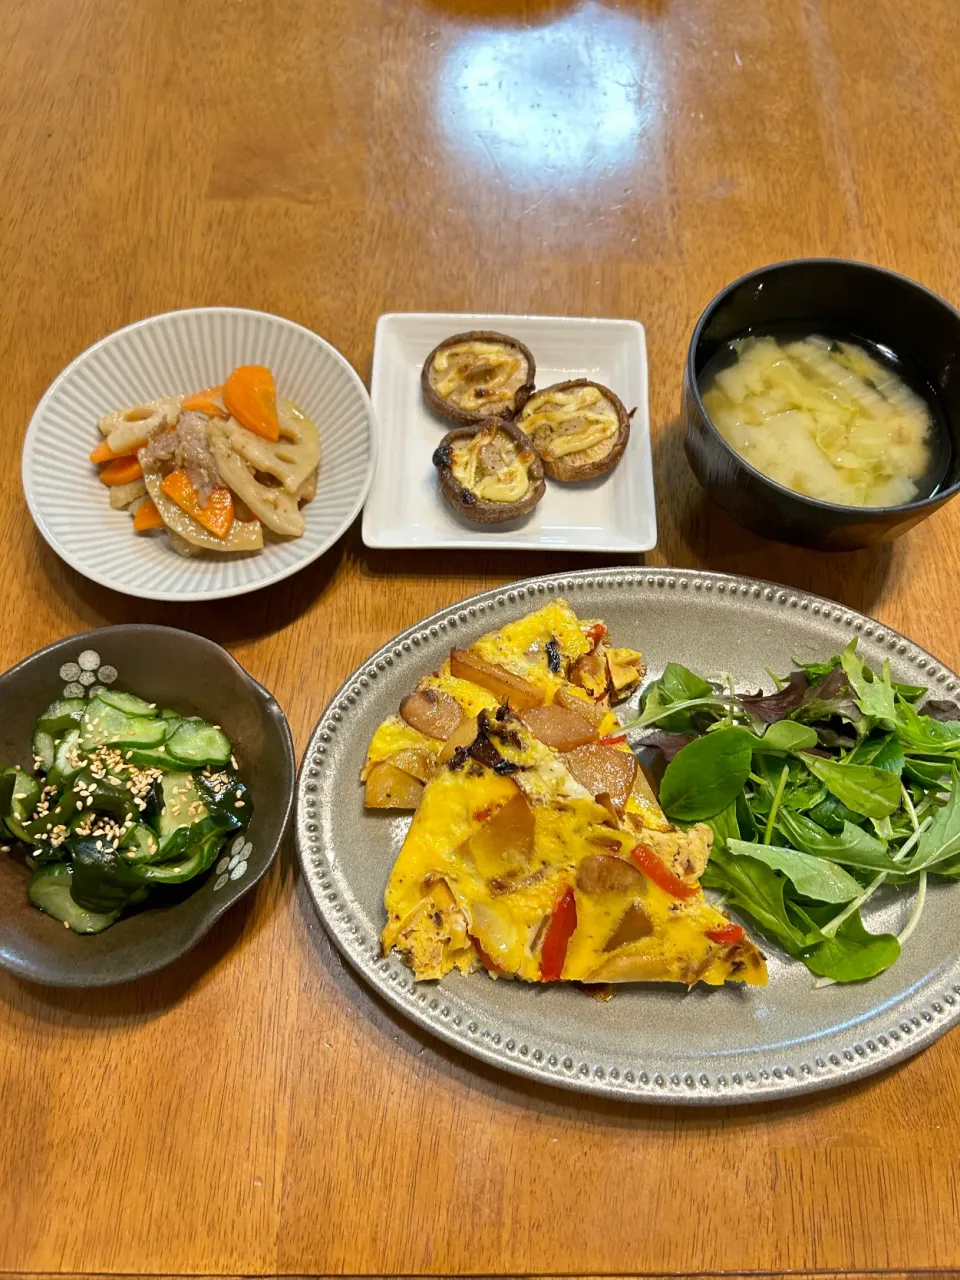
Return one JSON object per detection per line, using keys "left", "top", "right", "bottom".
{"left": 700, "top": 334, "right": 936, "bottom": 507}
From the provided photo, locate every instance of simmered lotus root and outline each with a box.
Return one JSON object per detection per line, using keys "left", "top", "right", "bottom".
{"left": 467, "top": 792, "right": 534, "bottom": 880}
{"left": 449, "top": 648, "right": 544, "bottom": 710}
{"left": 437, "top": 715, "right": 479, "bottom": 763}
{"left": 143, "top": 470, "right": 263, "bottom": 552}
{"left": 604, "top": 902, "right": 654, "bottom": 951}
{"left": 561, "top": 743, "right": 638, "bottom": 810}
{"left": 219, "top": 400, "right": 320, "bottom": 495}
{"left": 554, "top": 685, "right": 610, "bottom": 727}
{"left": 400, "top": 688, "right": 464, "bottom": 740}
{"left": 576, "top": 852, "right": 646, "bottom": 895}
{"left": 364, "top": 761, "right": 424, "bottom": 809}
{"left": 108, "top": 478, "right": 147, "bottom": 509}
{"left": 520, "top": 704, "right": 598, "bottom": 751}
{"left": 100, "top": 397, "right": 182, "bottom": 454}
{"left": 207, "top": 425, "right": 305, "bottom": 537}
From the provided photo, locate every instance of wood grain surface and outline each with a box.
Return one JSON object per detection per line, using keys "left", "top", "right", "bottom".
{"left": 2, "top": 0, "right": 960, "bottom": 1275}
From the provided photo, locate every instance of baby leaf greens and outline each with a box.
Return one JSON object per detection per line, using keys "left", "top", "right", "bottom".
{"left": 622, "top": 639, "right": 960, "bottom": 984}
{"left": 659, "top": 727, "right": 753, "bottom": 821}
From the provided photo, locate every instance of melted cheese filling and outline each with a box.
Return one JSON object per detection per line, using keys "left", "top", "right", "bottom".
{"left": 450, "top": 428, "right": 532, "bottom": 503}
{"left": 430, "top": 341, "right": 529, "bottom": 414}
{"left": 522, "top": 386, "right": 619, "bottom": 459}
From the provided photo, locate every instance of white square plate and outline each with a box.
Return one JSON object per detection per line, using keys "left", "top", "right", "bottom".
{"left": 363, "top": 313, "right": 656, "bottom": 551}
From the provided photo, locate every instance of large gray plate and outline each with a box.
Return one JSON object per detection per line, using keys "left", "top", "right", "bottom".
{"left": 296, "top": 568, "right": 960, "bottom": 1103}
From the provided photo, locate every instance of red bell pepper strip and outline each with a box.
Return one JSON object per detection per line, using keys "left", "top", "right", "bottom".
{"left": 598, "top": 732, "right": 627, "bottom": 746}
{"left": 473, "top": 937, "right": 504, "bottom": 974}
{"left": 585, "top": 622, "right": 607, "bottom": 646}
{"left": 630, "top": 842, "right": 699, "bottom": 899}
{"left": 705, "top": 923, "right": 745, "bottom": 945}
{"left": 539, "top": 885, "right": 577, "bottom": 981}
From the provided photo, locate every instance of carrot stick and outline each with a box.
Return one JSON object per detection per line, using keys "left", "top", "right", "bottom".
{"left": 223, "top": 365, "right": 279, "bottom": 441}
{"left": 181, "top": 386, "right": 228, "bottom": 418}
{"left": 160, "top": 469, "right": 235, "bottom": 539}
{"left": 133, "top": 498, "right": 165, "bottom": 532}
{"left": 90, "top": 439, "right": 138, "bottom": 464}
{"left": 99, "top": 456, "right": 144, "bottom": 486}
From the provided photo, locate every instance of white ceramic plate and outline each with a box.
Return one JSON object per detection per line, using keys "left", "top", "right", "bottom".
{"left": 363, "top": 313, "right": 656, "bottom": 552}
{"left": 23, "top": 308, "right": 375, "bottom": 602}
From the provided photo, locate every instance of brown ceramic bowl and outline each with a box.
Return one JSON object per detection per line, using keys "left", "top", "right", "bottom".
{"left": 0, "top": 626, "right": 295, "bottom": 986}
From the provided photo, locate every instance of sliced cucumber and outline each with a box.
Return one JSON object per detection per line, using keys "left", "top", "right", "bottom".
{"left": 32, "top": 728, "right": 55, "bottom": 773}
{"left": 47, "top": 729, "right": 84, "bottom": 787}
{"left": 159, "top": 708, "right": 180, "bottom": 721}
{"left": 162, "top": 717, "right": 184, "bottom": 740}
{"left": 123, "top": 744, "right": 176, "bottom": 770}
{"left": 165, "top": 720, "right": 232, "bottom": 768}
{"left": 136, "top": 816, "right": 227, "bottom": 883}
{"left": 27, "top": 863, "right": 121, "bottom": 934}
{"left": 118, "top": 823, "right": 160, "bottom": 864}
{"left": 10, "top": 768, "right": 40, "bottom": 824}
{"left": 0, "top": 768, "right": 15, "bottom": 819}
{"left": 153, "top": 772, "right": 208, "bottom": 851}
{"left": 80, "top": 698, "right": 168, "bottom": 751}
{"left": 99, "top": 690, "right": 159, "bottom": 717}
{"left": 35, "top": 697, "right": 87, "bottom": 737}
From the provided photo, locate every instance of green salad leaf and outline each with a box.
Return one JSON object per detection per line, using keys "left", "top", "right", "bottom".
{"left": 700, "top": 846, "right": 808, "bottom": 956}
{"left": 776, "top": 810, "right": 897, "bottom": 873}
{"left": 727, "top": 839, "right": 864, "bottom": 903}
{"left": 754, "top": 721, "right": 820, "bottom": 753}
{"left": 909, "top": 768, "right": 960, "bottom": 872}
{"left": 801, "top": 910, "right": 901, "bottom": 982}
{"left": 800, "top": 754, "right": 902, "bottom": 819}
{"left": 896, "top": 699, "right": 960, "bottom": 755}
{"left": 840, "top": 640, "right": 898, "bottom": 729}
{"left": 658, "top": 727, "right": 753, "bottom": 821}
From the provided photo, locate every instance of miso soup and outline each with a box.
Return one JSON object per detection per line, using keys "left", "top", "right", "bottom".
{"left": 699, "top": 331, "right": 950, "bottom": 508}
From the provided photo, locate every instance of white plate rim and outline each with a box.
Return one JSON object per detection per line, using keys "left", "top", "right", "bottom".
{"left": 362, "top": 311, "right": 656, "bottom": 552}
{"left": 22, "top": 306, "right": 377, "bottom": 602}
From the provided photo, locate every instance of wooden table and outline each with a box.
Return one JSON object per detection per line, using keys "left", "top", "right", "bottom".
{"left": 2, "top": 0, "right": 960, "bottom": 1275}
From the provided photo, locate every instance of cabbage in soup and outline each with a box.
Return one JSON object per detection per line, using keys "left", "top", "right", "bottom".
{"left": 699, "top": 333, "right": 946, "bottom": 508}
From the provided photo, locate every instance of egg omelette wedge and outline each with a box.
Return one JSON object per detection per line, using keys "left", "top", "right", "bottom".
{"left": 361, "top": 599, "right": 767, "bottom": 988}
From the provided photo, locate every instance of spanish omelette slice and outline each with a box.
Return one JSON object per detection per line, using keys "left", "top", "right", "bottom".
{"left": 364, "top": 599, "right": 767, "bottom": 988}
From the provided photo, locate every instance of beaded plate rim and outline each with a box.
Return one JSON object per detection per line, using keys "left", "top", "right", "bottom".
{"left": 295, "top": 567, "right": 960, "bottom": 1103}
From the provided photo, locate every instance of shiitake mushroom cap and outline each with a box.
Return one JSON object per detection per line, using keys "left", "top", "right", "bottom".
{"left": 421, "top": 330, "right": 536, "bottom": 427}
{"left": 431, "top": 421, "right": 545, "bottom": 525}
{"left": 518, "top": 378, "right": 631, "bottom": 482}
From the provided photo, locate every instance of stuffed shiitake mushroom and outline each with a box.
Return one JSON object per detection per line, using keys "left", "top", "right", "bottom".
{"left": 432, "top": 421, "right": 545, "bottom": 524}
{"left": 517, "top": 379, "right": 631, "bottom": 482}
{"left": 422, "top": 330, "right": 536, "bottom": 426}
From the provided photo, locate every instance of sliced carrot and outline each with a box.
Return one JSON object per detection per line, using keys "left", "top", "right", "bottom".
{"left": 160, "top": 469, "right": 235, "bottom": 539}
{"left": 223, "top": 365, "right": 279, "bottom": 441}
{"left": 99, "top": 456, "right": 144, "bottom": 486}
{"left": 90, "top": 439, "right": 138, "bottom": 464}
{"left": 181, "top": 385, "right": 228, "bottom": 418}
{"left": 133, "top": 498, "right": 165, "bottom": 532}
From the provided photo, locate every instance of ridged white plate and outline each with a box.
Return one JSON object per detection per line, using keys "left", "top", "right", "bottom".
{"left": 23, "top": 308, "right": 375, "bottom": 601}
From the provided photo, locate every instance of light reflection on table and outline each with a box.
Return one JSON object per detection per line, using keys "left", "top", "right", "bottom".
{"left": 437, "top": 3, "right": 661, "bottom": 188}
